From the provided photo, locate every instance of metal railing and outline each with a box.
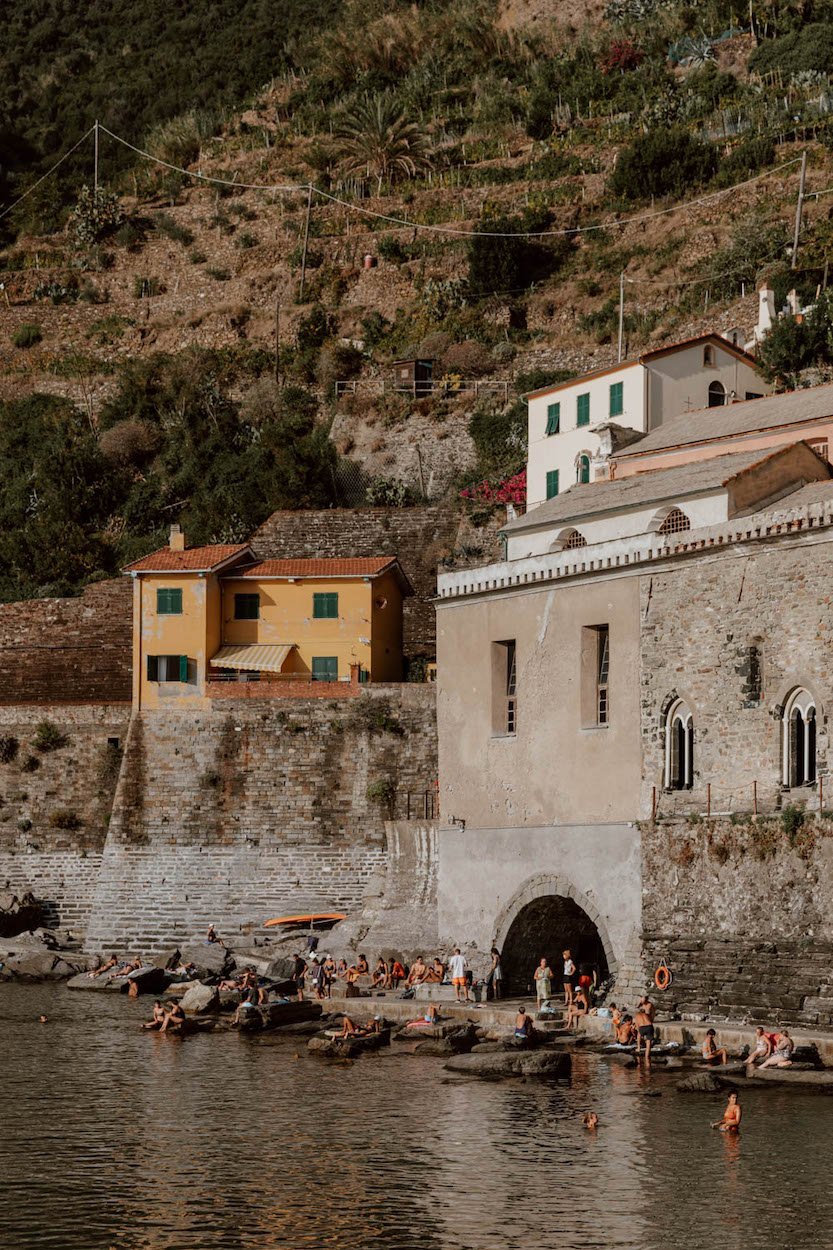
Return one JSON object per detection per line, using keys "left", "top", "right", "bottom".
{"left": 335, "top": 378, "right": 510, "bottom": 401}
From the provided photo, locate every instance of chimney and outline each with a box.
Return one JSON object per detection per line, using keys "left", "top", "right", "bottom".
{"left": 169, "top": 524, "right": 186, "bottom": 551}
{"left": 755, "top": 286, "right": 776, "bottom": 341}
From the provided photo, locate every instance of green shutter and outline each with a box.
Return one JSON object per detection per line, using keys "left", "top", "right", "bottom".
{"left": 147, "top": 655, "right": 159, "bottom": 681}
{"left": 179, "top": 654, "right": 188, "bottom": 682}
{"left": 577, "top": 393, "right": 590, "bottom": 427}
{"left": 545, "top": 402, "right": 560, "bottom": 436}
{"left": 546, "top": 469, "right": 559, "bottom": 500}
{"left": 579, "top": 455, "right": 590, "bottom": 484}
{"left": 156, "top": 588, "right": 183, "bottom": 615}
{"left": 609, "top": 381, "right": 623, "bottom": 417}
{"left": 312, "top": 656, "right": 338, "bottom": 681}
{"left": 234, "top": 593, "right": 260, "bottom": 620}
{"left": 313, "top": 592, "right": 338, "bottom": 619}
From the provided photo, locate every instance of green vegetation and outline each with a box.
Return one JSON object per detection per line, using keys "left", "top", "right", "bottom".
{"left": 609, "top": 130, "right": 718, "bottom": 201}
{"left": 12, "top": 323, "right": 43, "bottom": 349}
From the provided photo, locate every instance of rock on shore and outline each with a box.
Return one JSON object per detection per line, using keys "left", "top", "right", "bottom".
{"left": 444, "top": 1050, "right": 573, "bottom": 1080}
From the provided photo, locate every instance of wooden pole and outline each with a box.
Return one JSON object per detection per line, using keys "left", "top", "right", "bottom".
{"left": 792, "top": 149, "right": 808, "bottom": 271}
{"left": 706, "top": 783, "right": 711, "bottom": 819}
{"left": 652, "top": 785, "right": 657, "bottom": 822}
{"left": 274, "top": 298, "right": 281, "bottom": 387}
{"left": 753, "top": 779, "right": 758, "bottom": 816}
{"left": 617, "top": 271, "right": 625, "bottom": 362}
{"left": 94, "top": 119, "right": 99, "bottom": 194}
{"left": 298, "top": 183, "right": 313, "bottom": 302}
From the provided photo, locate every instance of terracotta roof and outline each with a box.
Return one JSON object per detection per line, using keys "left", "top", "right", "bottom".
{"left": 123, "top": 544, "right": 252, "bottom": 573}
{"left": 618, "top": 383, "right": 833, "bottom": 458}
{"left": 506, "top": 446, "right": 827, "bottom": 532}
{"left": 524, "top": 333, "right": 760, "bottom": 400}
{"left": 233, "top": 558, "right": 400, "bottom": 579}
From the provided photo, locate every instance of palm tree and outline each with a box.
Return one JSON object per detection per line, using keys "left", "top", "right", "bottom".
{"left": 336, "top": 94, "right": 431, "bottom": 195}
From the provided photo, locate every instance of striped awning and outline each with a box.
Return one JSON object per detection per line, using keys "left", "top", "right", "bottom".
{"left": 210, "top": 644, "right": 294, "bottom": 673}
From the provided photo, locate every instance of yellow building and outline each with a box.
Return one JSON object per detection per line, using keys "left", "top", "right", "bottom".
{"left": 124, "top": 528, "right": 412, "bottom": 709}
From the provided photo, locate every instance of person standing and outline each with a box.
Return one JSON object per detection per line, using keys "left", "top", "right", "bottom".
{"left": 562, "top": 949, "right": 576, "bottom": 1006}
{"left": 634, "top": 1001, "right": 655, "bottom": 1062}
{"left": 292, "top": 952, "right": 307, "bottom": 1003}
{"left": 487, "top": 947, "right": 503, "bottom": 1001}
{"left": 534, "top": 956, "right": 554, "bottom": 1006}
{"left": 448, "top": 947, "right": 469, "bottom": 1002}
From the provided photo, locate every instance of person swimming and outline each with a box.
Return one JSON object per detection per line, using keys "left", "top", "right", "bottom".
{"left": 583, "top": 1112, "right": 599, "bottom": 1130}
{"left": 712, "top": 1092, "right": 742, "bottom": 1132}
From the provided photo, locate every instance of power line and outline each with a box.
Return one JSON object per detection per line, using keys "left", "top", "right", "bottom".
{"left": 0, "top": 128, "right": 95, "bottom": 223}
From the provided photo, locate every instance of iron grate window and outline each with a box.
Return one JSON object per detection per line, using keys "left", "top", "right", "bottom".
{"left": 565, "top": 530, "right": 588, "bottom": 549}
{"left": 658, "top": 508, "right": 691, "bottom": 536}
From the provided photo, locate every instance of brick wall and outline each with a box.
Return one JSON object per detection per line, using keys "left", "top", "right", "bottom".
{"left": 0, "top": 579, "right": 132, "bottom": 704}
{"left": 84, "top": 685, "right": 437, "bottom": 952}
{"left": 0, "top": 703, "right": 131, "bottom": 936}
{"left": 251, "top": 506, "right": 460, "bottom": 659}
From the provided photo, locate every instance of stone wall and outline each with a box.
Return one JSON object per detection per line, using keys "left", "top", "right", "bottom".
{"left": 0, "top": 579, "right": 132, "bottom": 704}
{"left": 0, "top": 704, "right": 132, "bottom": 935}
{"left": 642, "top": 814, "right": 833, "bottom": 1028}
{"left": 639, "top": 535, "right": 833, "bottom": 818}
{"left": 84, "top": 685, "right": 437, "bottom": 952}
{"left": 252, "top": 506, "right": 460, "bottom": 660}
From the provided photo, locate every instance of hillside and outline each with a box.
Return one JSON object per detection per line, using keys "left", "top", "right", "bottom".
{"left": 4, "top": 0, "right": 833, "bottom": 599}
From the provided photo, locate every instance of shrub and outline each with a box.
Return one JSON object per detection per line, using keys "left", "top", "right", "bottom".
{"left": 49, "top": 808, "right": 83, "bottom": 830}
{"left": 750, "top": 24, "right": 833, "bottom": 78}
{"left": 154, "top": 212, "right": 195, "bottom": 246}
{"left": 377, "top": 234, "right": 408, "bottom": 263}
{"left": 365, "top": 476, "right": 416, "bottom": 506}
{"left": 609, "top": 129, "right": 718, "bottom": 201}
{"left": 236, "top": 231, "right": 258, "bottom": 249}
{"left": 70, "top": 185, "right": 125, "bottom": 248}
{"left": 188, "top": 250, "right": 208, "bottom": 264}
{"left": 469, "top": 399, "right": 527, "bottom": 476}
{"left": 467, "top": 208, "right": 568, "bottom": 298}
{"left": 599, "top": 38, "right": 644, "bottom": 75}
{"left": 366, "top": 776, "right": 396, "bottom": 815}
{"left": 297, "top": 305, "right": 331, "bottom": 352}
{"left": 206, "top": 267, "right": 231, "bottom": 281}
{"left": 514, "top": 367, "right": 575, "bottom": 394}
{"left": 0, "top": 735, "right": 19, "bottom": 764}
{"left": 99, "top": 419, "right": 160, "bottom": 464}
{"left": 145, "top": 110, "right": 215, "bottom": 167}
{"left": 114, "top": 219, "right": 148, "bottom": 251}
{"left": 21, "top": 755, "right": 41, "bottom": 773}
{"left": 715, "top": 137, "right": 776, "bottom": 188}
{"left": 34, "top": 721, "right": 68, "bottom": 752}
{"left": 13, "top": 323, "right": 42, "bottom": 349}
{"left": 440, "top": 340, "right": 494, "bottom": 377}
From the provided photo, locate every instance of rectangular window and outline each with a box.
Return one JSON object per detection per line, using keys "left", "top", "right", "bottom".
{"left": 609, "top": 381, "right": 623, "bottom": 418}
{"left": 580, "top": 625, "right": 610, "bottom": 727}
{"left": 312, "top": 656, "right": 338, "bottom": 681}
{"left": 313, "top": 592, "right": 339, "bottom": 619}
{"left": 156, "top": 588, "right": 182, "bottom": 615}
{"left": 745, "top": 392, "right": 763, "bottom": 401}
{"left": 234, "top": 593, "right": 260, "bottom": 620}
{"left": 576, "top": 393, "right": 590, "bottom": 427}
{"left": 596, "top": 627, "right": 610, "bottom": 725}
{"left": 545, "top": 469, "right": 559, "bottom": 500}
{"left": 491, "top": 640, "right": 517, "bottom": 735}
{"left": 545, "top": 402, "right": 560, "bottom": 436}
{"left": 147, "top": 655, "right": 189, "bottom": 683}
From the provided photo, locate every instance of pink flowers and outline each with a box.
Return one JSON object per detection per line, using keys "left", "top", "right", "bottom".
{"left": 461, "top": 469, "right": 526, "bottom": 506}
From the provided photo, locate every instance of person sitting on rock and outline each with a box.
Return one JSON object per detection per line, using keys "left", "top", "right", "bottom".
{"left": 389, "top": 959, "right": 406, "bottom": 989}
{"left": 160, "top": 1000, "right": 186, "bottom": 1033}
{"left": 514, "top": 1006, "right": 535, "bottom": 1045}
{"left": 336, "top": 958, "right": 348, "bottom": 979}
{"left": 425, "top": 957, "right": 445, "bottom": 983}
{"left": 233, "top": 984, "right": 262, "bottom": 1026}
{"left": 106, "top": 956, "right": 142, "bottom": 983}
{"left": 566, "top": 986, "right": 590, "bottom": 1032}
{"left": 701, "top": 1029, "right": 730, "bottom": 1066}
{"left": 371, "top": 958, "right": 389, "bottom": 989}
{"left": 142, "top": 1001, "right": 167, "bottom": 1030}
{"left": 745, "top": 1026, "right": 773, "bottom": 1069}
{"left": 356, "top": 953, "right": 369, "bottom": 975}
{"left": 405, "top": 956, "right": 428, "bottom": 988}
{"left": 615, "top": 1015, "right": 636, "bottom": 1046}
{"left": 759, "top": 1029, "right": 794, "bottom": 1068}
{"left": 206, "top": 925, "right": 219, "bottom": 944}
{"left": 87, "top": 954, "right": 119, "bottom": 979}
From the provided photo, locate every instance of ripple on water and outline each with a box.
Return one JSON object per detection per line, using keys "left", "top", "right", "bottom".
{"left": 1, "top": 985, "right": 832, "bottom": 1250}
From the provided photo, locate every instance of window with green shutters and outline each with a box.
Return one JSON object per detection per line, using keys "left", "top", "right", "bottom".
{"left": 313, "top": 592, "right": 338, "bottom": 619}
{"left": 578, "top": 454, "right": 590, "bottom": 484}
{"left": 577, "top": 393, "right": 590, "bottom": 427}
{"left": 545, "top": 402, "right": 560, "bottom": 436}
{"left": 546, "top": 469, "right": 559, "bottom": 500}
{"left": 609, "top": 381, "right": 623, "bottom": 417}
{"left": 156, "top": 588, "right": 182, "bottom": 615}
{"left": 312, "top": 656, "right": 338, "bottom": 681}
{"left": 234, "top": 593, "right": 260, "bottom": 620}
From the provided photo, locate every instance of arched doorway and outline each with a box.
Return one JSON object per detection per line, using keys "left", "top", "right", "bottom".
{"left": 498, "top": 892, "right": 611, "bottom": 997}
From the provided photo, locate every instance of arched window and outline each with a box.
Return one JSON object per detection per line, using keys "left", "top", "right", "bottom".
{"left": 563, "top": 529, "right": 588, "bottom": 550}
{"left": 658, "top": 507, "right": 691, "bottom": 536}
{"left": 665, "top": 700, "right": 694, "bottom": 790}
{"left": 783, "top": 688, "right": 817, "bottom": 787}
{"left": 703, "top": 344, "right": 715, "bottom": 366}
{"left": 575, "top": 453, "right": 591, "bottom": 485}
{"left": 708, "top": 381, "right": 726, "bottom": 407}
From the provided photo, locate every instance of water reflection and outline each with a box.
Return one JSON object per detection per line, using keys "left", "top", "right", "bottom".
{"left": 2, "top": 986, "right": 832, "bottom": 1249}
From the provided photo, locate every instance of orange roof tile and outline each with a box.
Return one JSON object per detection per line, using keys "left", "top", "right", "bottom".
{"left": 233, "top": 558, "right": 398, "bottom": 579}
{"left": 123, "top": 544, "right": 252, "bottom": 573}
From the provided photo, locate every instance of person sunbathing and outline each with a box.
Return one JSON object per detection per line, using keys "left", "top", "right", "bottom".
{"left": 745, "top": 1026, "right": 773, "bottom": 1069}
{"left": 141, "top": 1001, "right": 167, "bottom": 1030}
{"left": 407, "top": 1003, "right": 440, "bottom": 1028}
{"left": 701, "top": 1029, "right": 730, "bottom": 1065}
{"left": 87, "top": 954, "right": 119, "bottom": 979}
{"left": 759, "top": 1030, "right": 794, "bottom": 1068}
{"left": 105, "top": 956, "right": 142, "bottom": 983}
{"left": 336, "top": 959, "right": 348, "bottom": 979}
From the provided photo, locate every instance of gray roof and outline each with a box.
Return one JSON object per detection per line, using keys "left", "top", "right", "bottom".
{"left": 618, "top": 383, "right": 833, "bottom": 457}
{"left": 752, "top": 478, "right": 833, "bottom": 516}
{"left": 507, "top": 448, "right": 798, "bottom": 532}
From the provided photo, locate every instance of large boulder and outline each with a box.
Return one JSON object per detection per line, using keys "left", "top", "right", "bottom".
{"left": 264, "top": 957, "right": 296, "bottom": 982}
{"left": 180, "top": 984, "right": 221, "bottom": 1014}
{"left": 178, "top": 942, "right": 231, "bottom": 977}
{"left": 0, "top": 891, "right": 44, "bottom": 938}
{"left": 676, "top": 1072, "right": 731, "bottom": 1093}
{"left": 67, "top": 971, "right": 128, "bottom": 992}
{"left": 444, "top": 1050, "right": 572, "bottom": 1080}
{"left": 122, "top": 967, "right": 169, "bottom": 996}
{"left": 262, "top": 1001, "right": 323, "bottom": 1029}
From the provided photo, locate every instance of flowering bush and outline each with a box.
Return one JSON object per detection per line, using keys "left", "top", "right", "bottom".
{"left": 461, "top": 469, "right": 526, "bottom": 507}
{"left": 599, "top": 39, "right": 644, "bottom": 75}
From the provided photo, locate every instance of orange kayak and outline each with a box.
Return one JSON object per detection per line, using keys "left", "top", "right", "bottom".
{"left": 263, "top": 912, "right": 346, "bottom": 928}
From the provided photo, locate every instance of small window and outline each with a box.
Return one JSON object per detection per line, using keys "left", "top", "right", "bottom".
{"left": 576, "top": 393, "right": 590, "bottom": 427}
{"left": 703, "top": 345, "right": 715, "bottom": 367}
{"left": 596, "top": 627, "right": 610, "bottom": 725}
{"left": 147, "top": 655, "right": 188, "bottom": 683}
{"left": 234, "top": 593, "right": 260, "bottom": 620}
{"left": 564, "top": 529, "right": 588, "bottom": 550}
{"left": 708, "top": 381, "right": 726, "bottom": 407}
{"left": 312, "top": 656, "right": 338, "bottom": 681}
{"left": 609, "top": 381, "right": 623, "bottom": 418}
{"left": 783, "top": 688, "right": 817, "bottom": 787}
{"left": 745, "top": 391, "right": 763, "bottom": 401}
{"left": 545, "top": 402, "right": 560, "bottom": 436}
{"left": 156, "top": 588, "right": 182, "bottom": 615}
{"left": 809, "top": 440, "right": 829, "bottom": 463}
{"left": 576, "top": 454, "right": 591, "bottom": 485}
{"left": 546, "top": 469, "right": 559, "bottom": 500}
{"left": 658, "top": 508, "right": 691, "bottom": 536}
{"left": 313, "top": 592, "right": 339, "bottom": 619}
{"left": 492, "top": 640, "right": 517, "bottom": 735}
{"left": 665, "top": 699, "right": 694, "bottom": 790}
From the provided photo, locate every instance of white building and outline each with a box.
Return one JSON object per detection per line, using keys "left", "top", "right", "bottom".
{"left": 524, "top": 334, "right": 770, "bottom": 509}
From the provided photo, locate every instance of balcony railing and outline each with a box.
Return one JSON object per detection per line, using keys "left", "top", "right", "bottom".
{"left": 335, "top": 378, "right": 510, "bottom": 401}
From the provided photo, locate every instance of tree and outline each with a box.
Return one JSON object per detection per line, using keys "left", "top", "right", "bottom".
{"left": 756, "top": 290, "right": 833, "bottom": 387}
{"left": 609, "top": 129, "right": 718, "bottom": 202}
{"left": 467, "top": 208, "right": 568, "bottom": 298}
{"left": 336, "top": 94, "right": 431, "bottom": 193}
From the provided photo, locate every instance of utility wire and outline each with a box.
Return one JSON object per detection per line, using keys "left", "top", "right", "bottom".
{"left": 0, "top": 128, "right": 95, "bottom": 222}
